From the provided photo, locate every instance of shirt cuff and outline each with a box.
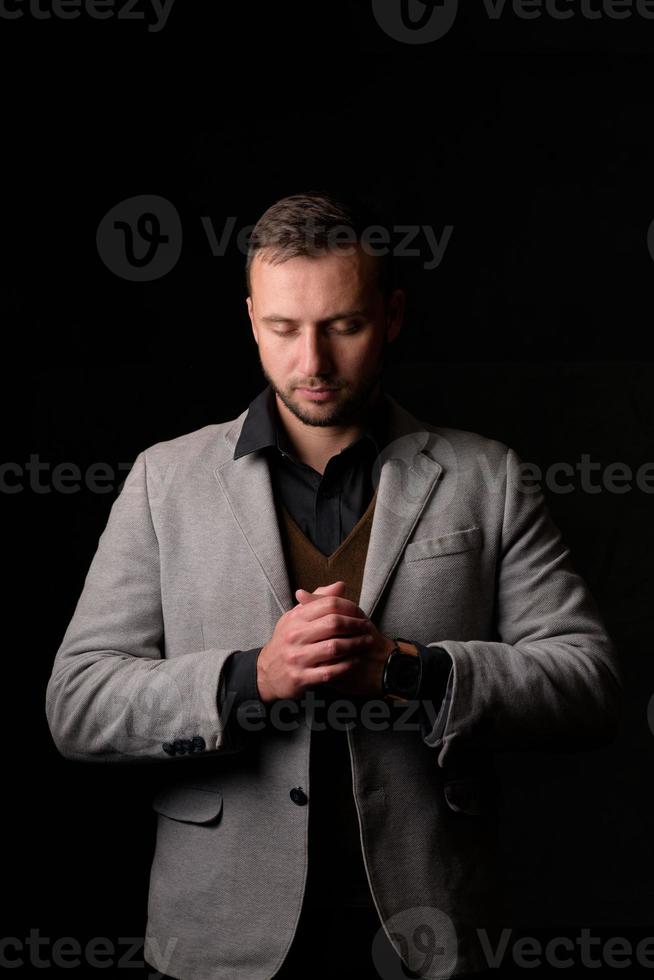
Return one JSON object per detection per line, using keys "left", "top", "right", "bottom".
{"left": 412, "top": 642, "right": 453, "bottom": 704}
{"left": 220, "top": 647, "right": 263, "bottom": 708}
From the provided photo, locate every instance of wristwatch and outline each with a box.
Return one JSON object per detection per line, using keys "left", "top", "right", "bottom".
{"left": 381, "top": 638, "right": 422, "bottom": 703}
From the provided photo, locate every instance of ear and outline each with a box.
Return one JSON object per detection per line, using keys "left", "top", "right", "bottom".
{"left": 246, "top": 296, "right": 258, "bottom": 345}
{"left": 386, "top": 288, "right": 405, "bottom": 343}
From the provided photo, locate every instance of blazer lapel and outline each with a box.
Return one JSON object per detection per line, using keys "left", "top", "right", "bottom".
{"left": 215, "top": 410, "right": 294, "bottom": 614}
{"left": 214, "top": 396, "right": 444, "bottom": 620}
{"left": 358, "top": 395, "right": 443, "bottom": 619}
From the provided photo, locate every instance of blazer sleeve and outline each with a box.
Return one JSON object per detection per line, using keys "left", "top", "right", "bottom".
{"left": 418, "top": 446, "right": 624, "bottom": 769}
{"left": 45, "top": 450, "right": 256, "bottom": 764}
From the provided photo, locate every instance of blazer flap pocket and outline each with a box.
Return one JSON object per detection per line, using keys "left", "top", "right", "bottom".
{"left": 151, "top": 785, "right": 223, "bottom": 824}
{"left": 405, "top": 526, "right": 482, "bottom": 562}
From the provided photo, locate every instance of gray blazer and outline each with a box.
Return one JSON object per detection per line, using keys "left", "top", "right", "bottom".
{"left": 45, "top": 395, "right": 622, "bottom": 980}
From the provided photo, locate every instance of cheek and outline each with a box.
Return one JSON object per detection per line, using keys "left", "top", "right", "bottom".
{"left": 258, "top": 338, "right": 287, "bottom": 369}
{"left": 350, "top": 334, "right": 384, "bottom": 369}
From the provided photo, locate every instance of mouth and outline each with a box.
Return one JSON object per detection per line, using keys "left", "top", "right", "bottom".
{"left": 296, "top": 386, "right": 340, "bottom": 401}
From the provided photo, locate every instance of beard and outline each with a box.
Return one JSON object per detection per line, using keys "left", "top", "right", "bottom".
{"left": 258, "top": 349, "right": 386, "bottom": 428}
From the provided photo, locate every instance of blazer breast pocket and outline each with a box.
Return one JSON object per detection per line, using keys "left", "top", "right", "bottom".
{"left": 404, "top": 526, "right": 482, "bottom": 563}
{"left": 151, "top": 784, "right": 224, "bottom": 825}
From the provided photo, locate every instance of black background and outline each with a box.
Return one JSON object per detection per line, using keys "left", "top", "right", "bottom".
{"left": 7, "top": 0, "right": 654, "bottom": 975}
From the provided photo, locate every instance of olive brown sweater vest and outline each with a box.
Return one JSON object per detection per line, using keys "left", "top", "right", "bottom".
{"left": 276, "top": 487, "right": 378, "bottom": 604}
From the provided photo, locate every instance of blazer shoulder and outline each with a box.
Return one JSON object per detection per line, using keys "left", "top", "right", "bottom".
{"left": 136, "top": 416, "right": 242, "bottom": 470}
{"left": 422, "top": 421, "right": 512, "bottom": 464}
{"left": 388, "top": 396, "right": 512, "bottom": 464}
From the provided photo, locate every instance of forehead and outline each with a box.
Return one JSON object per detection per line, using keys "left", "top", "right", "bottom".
{"left": 249, "top": 246, "right": 378, "bottom": 317}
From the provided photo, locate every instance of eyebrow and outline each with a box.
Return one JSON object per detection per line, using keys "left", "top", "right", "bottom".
{"left": 261, "top": 309, "right": 368, "bottom": 324}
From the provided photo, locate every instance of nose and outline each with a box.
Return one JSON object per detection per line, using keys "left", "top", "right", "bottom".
{"left": 298, "top": 327, "right": 333, "bottom": 378}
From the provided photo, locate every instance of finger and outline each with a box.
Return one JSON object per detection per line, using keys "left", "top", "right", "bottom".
{"left": 298, "top": 615, "right": 374, "bottom": 645}
{"left": 307, "top": 657, "right": 357, "bottom": 686}
{"left": 295, "top": 589, "right": 321, "bottom": 604}
{"left": 305, "top": 634, "right": 373, "bottom": 665}
{"left": 298, "top": 595, "right": 368, "bottom": 622}
{"left": 295, "top": 581, "right": 347, "bottom": 604}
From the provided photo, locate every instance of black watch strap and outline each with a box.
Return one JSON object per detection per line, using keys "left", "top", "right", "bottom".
{"left": 382, "top": 638, "right": 422, "bottom": 702}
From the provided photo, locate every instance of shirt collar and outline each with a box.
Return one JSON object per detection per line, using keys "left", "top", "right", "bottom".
{"left": 233, "top": 383, "right": 391, "bottom": 461}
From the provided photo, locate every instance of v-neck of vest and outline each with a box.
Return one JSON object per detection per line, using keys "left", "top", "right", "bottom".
{"left": 278, "top": 486, "right": 378, "bottom": 564}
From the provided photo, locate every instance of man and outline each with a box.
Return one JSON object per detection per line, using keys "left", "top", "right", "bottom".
{"left": 45, "top": 192, "right": 622, "bottom": 980}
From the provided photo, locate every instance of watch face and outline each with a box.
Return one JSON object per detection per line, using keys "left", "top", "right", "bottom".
{"left": 388, "top": 652, "right": 421, "bottom": 698}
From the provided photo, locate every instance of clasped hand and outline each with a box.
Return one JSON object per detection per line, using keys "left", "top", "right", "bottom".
{"left": 256, "top": 581, "right": 394, "bottom": 704}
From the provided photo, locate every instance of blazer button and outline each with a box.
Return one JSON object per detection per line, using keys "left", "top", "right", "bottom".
{"left": 289, "top": 787, "right": 308, "bottom": 806}
{"left": 162, "top": 742, "right": 175, "bottom": 755}
{"left": 191, "top": 736, "right": 206, "bottom": 752}
{"left": 174, "top": 739, "right": 186, "bottom": 755}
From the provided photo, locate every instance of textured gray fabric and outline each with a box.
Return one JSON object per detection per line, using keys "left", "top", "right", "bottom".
{"left": 45, "top": 396, "right": 623, "bottom": 980}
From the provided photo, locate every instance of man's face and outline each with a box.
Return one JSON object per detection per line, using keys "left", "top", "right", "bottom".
{"left": 246, "top": 245, "right": 404, "bottom": 427}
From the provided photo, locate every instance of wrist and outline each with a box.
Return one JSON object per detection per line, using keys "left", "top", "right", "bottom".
{"left": 256, "top": 646, "right": 274, "bottom": 704}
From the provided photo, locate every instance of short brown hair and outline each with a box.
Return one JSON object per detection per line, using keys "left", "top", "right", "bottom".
{"left": 245, "top": 190, "right": 395, "bottom": 298}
